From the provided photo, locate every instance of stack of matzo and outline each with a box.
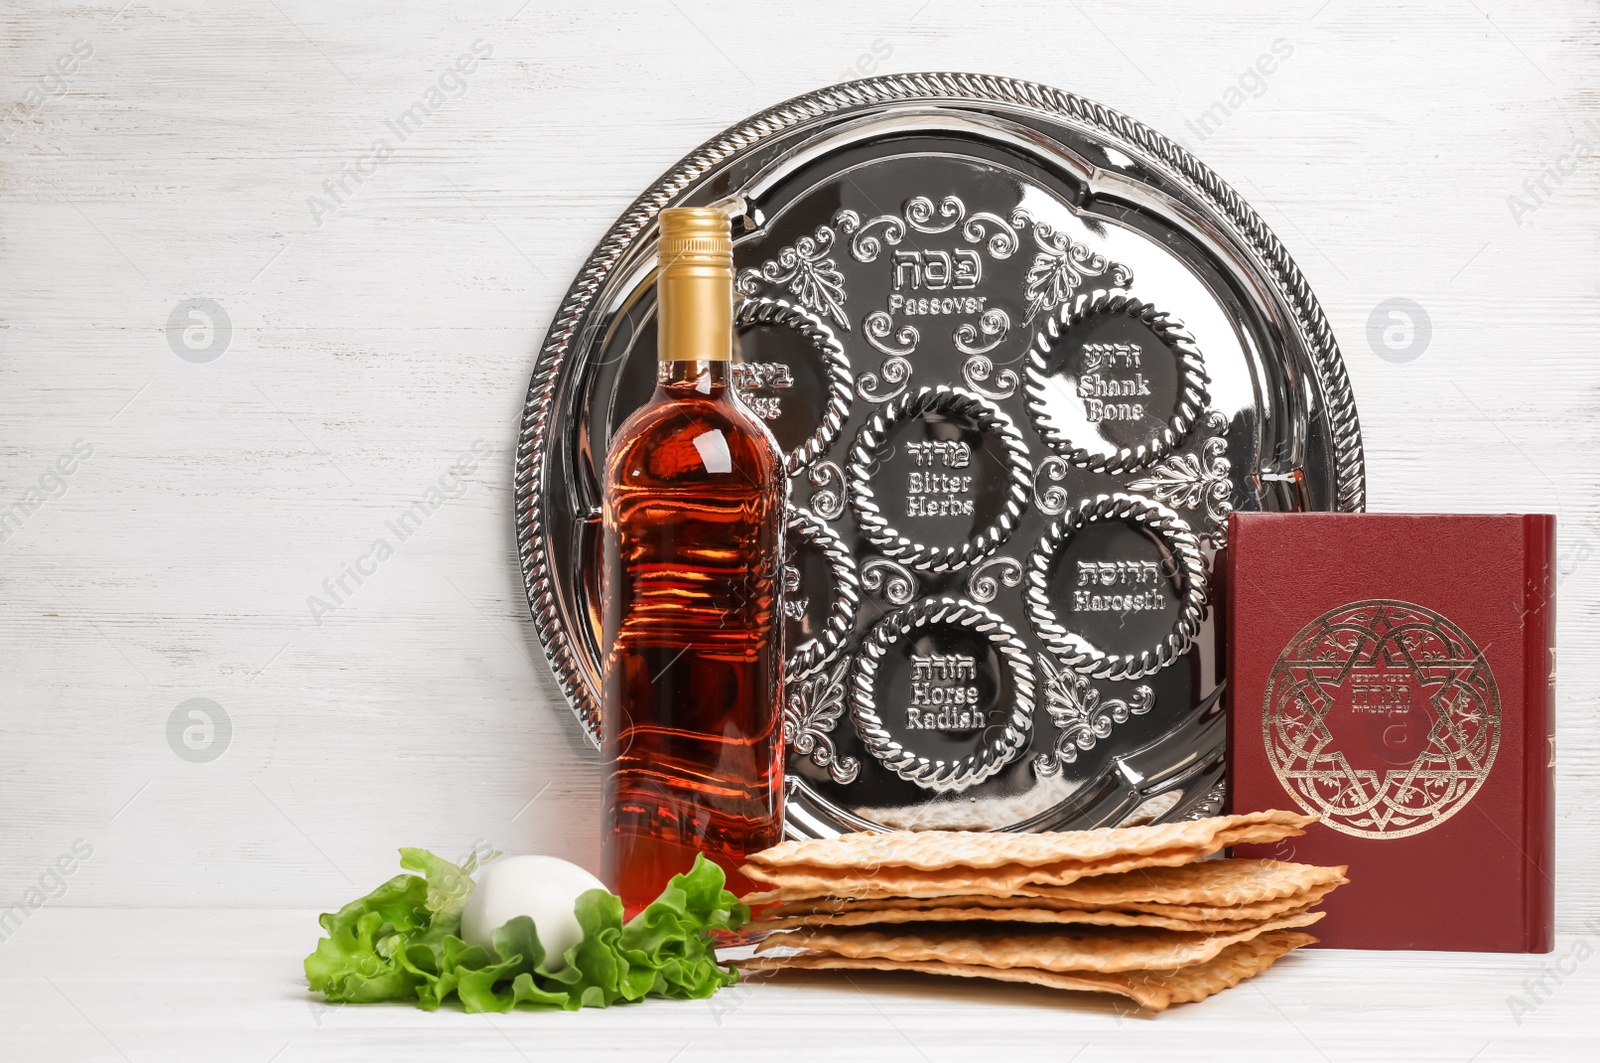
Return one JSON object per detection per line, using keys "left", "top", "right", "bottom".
{"left": 734, "top": 810, "right": 1345, "bottom": 1011}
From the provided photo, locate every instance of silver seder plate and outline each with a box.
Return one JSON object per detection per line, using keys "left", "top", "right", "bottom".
{"left": 515, "top": 74, "right": 1364, "bottom": 839}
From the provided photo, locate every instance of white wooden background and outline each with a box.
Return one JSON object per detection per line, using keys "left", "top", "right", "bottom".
{"left": 2, "top": 0, "right": 1597, "bottom": 1057}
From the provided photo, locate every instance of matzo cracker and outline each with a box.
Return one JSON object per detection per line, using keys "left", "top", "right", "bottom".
{"left": 736, "top": 930, "right": 1316, "bottom": 1012}
{"left": 755, "top": 911, "right": 1323, "bottom": 974}
{"left": 744, "top": 811, "right": 1314, "bottom": 873}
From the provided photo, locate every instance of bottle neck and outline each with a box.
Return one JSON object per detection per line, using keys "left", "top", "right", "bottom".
{"left": 657, "top": 262, "right": 733, "bottom": 363}
{"left": 656, "top": 359, "right": 733, "bottom": 394}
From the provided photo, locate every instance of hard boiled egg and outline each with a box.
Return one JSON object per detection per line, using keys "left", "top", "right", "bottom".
{"left": 460, "top": 855, "right": 606, "bottom": 970}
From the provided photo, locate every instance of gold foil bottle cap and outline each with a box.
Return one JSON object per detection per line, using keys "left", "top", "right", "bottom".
{"left": 657, "top": 207, "right": 734, "bottom": 361}
{"left": 658, "top": 207, "right": 735, "bottom": 269}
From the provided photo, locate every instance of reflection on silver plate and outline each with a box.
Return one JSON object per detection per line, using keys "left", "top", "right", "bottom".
{"left": 514, "top": 74, "right": 1364, "bottom": 839}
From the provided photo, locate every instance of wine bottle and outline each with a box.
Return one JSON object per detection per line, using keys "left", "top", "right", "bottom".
{"left": 599, "top": 207, "right": 787, "bottom": 915}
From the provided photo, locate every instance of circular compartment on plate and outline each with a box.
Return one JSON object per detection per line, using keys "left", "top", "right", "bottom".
{"left": 851, "top": 597, "right": 1034, "bottom": 793}
{"left": 1025, "top": 290, "right": 1209, "bottom": 474}
{"left": 848, "top": 385, "right": 1032, "bottom": 573}
{"left": 1024, "top": 493, "right": 1207, "bottom": 680}
{"left": 733, "top": 297, "right": 853, "bottom": 475}
{"left": 784, "top": 504, "right": 859, "bottom": 682}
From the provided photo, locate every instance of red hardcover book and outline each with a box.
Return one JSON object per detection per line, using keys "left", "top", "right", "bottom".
{"left": 1225, "top": 512, "right": 1555, "bottom": 952}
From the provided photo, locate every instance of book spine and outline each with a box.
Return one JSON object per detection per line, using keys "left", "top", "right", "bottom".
{"left": 1523, "top": 514, "right": 1557, "bottom": 953}
{"left": 1220, "top": 516, "right": 1238, "bottom": 817}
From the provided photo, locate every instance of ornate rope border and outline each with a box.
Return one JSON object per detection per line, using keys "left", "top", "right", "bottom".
{"left": 1023, "top": 492, "right": 1207, "bottom": 680}
{"left": 515, "top": 73, "right": 1365, "bottom": 746}
{"left": 1024, "top": 289, "right": 1210, "bottom": 474}
{"left": 734, "top": 297, "right": 853, "bottom": 476}
{"left": 850, "top": 597, "right": 1035, "bottom": 793}
{"left": 784, "top": 504, "right": 860, "bottom": 683}
{"left": 848, "top": 385, "right": 1032, "bottom": 573}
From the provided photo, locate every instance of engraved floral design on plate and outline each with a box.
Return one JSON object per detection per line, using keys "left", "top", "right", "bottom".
{"left": 1026, "top": 290, "right": 1209, "bottom": 474}
{"left": 1033, "top": 653, "right": 1156, "bottom": 775}
{"left": 849, "top": 385, "right": 1032, "bottom": 573}
{"left": 861, "top": 555, "right": 919, "bottom": 605}
{"left": 736, "top": 225, "right": 850, "bottom": 330}
{"left": 1262, "top": 599, "right": 1501, "bottom": 839}
{"left": 1024, "top": 493, "right": 1207, "bottom": 680}
{"left": 1127, "top": 409, "right": 1234, "bottom": 539}
{"left": 741, "top": 195, "right": 1029, "bottom": 407}
{"left": 851, "top": 597, "right": 1035, "bottom": 793}
{"left": 786, "top": 657, "right": 859, "bottom": 786}
{"left": 1013, "top": 207, "right": 1134, "bottom": 324}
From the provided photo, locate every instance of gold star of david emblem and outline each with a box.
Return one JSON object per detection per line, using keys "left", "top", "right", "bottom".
{"left": 1262, "top": 600, "right": 1501, "bottom": 840}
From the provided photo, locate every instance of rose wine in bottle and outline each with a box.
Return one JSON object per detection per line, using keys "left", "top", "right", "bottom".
{"left": 600, "top": 206, "right": 787, "bottom": 916}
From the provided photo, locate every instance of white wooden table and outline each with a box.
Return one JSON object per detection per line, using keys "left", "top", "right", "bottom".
{"left": 2, "top": 909, "right": 1597, "bottom": 1061}
{"left": 2, "top": 0, "right": 1597, "bottom": 1056}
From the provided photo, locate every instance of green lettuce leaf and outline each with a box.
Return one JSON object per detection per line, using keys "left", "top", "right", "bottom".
{"left": 399, "top": 846, "right": 485, "bottom": 918}
{"left": 305, "top": 850, "right": 746, "bottom": 1012}
{"left": 303, "top": 872, "right": 431, "bottom": 1003}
